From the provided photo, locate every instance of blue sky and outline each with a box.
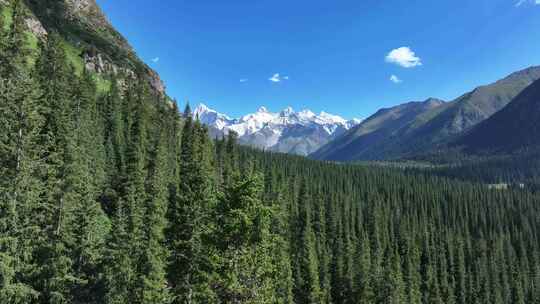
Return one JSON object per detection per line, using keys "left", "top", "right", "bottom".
{"left": 96, "top": 0, "right": 540, "bottom": 119}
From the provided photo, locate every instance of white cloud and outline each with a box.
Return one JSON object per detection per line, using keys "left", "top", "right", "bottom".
{"left": 240, "top": 79, "right": 249, "bottom": 83}
{"left": 390, "top": 75, "right": 402, "bottom": 84}
{"left": 516, "top": 0, "right": 540, "bottom": 6}
{"left": 269, "top": 73, "right": 289, "bottom": 83}
{"left": 385, "top": 47, "right": 422, "bottom": 68}
{"left": 151, "top": 57, "right": 160, "bottom": 63}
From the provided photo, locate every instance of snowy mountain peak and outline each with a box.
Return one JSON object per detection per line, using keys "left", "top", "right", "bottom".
{"left": 194, "top": 104, "right": 362, "bottom": 156}
{"left": 194, "top": 103, "right": 218, "bottom": 117}
{"left": 280, "top": 106, "right": 295, "bottom": 117}
{"left": 318, "top": 111, "right": 347, "bottom": 124}
{"left": 194, "top": 103, "right": 234, "bottom": 130}
{"left": 195, "top": 103, "right": 210, "bottom": 112}
{"left": 298, "top": 109, "right": 316, "bottom": 119}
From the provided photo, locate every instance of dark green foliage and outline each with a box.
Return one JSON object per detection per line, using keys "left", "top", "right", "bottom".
{"left": 166, "top": 109, "right": 216, "bottom": 303}
{"left": 292, "top": 182, "right": 321, "bottom": 304}
{"left": 1, "top": 2, "right": 540, "bottom": 304}
{"left": 238, "top": 148, "right": 540, "bottom": 304}
{"left": 0, "top": 1, "right": 42, "bottom": 302}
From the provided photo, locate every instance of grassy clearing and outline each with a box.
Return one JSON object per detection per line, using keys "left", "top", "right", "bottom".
{"left": 94, "top": 74, "right": 111, "bottom": 94}
{"left": 1, "top": 6, "right": 13, "bottom": 30}
{"left": 24, "top": 31, "right": 40, "bottom": 67}
{"left": 60, "top": 39, "right": 85, "bottom": 75}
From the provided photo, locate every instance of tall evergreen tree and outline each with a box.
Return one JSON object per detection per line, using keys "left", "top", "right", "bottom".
{"left": 353, "top": 234, "right": 375, "bottom": 304}
{"left": 292, "top": 181, "right": 321, "bottom": 304}
{"left": 103, "top": 203, "right": 136, "bottom": 304}
{"left": 34, "top": 31, "right": 78, "bottom": 304}
{"left": 66, "top": 70, "right": 109, "bottom": 303}
{"left": 380, "top": 249, "right": 406, "bottom": 304}
{"left": 0, "top": 1, "right": 42, "bottom": 301}
{"left": 167, "top": 106, "right": 216, "bottom": 303}
{"left": 134, "top": 127, "right": 172, "bottom": 304}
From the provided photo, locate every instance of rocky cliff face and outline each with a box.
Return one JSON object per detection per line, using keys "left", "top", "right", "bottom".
{"left": 15, "top": 0, "right": 166, "bottom": 96}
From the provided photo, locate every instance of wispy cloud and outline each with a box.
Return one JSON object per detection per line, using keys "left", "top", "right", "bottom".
{"left": 269, "top": 73, "right": 289, "bottom": 83}
{"left": 385, "top": 47, "right": 422, "bottom": 68}
{"left": 151, "top": 57, "right": 160, "bottom": 63}
{"left": 240, "top": 78, "right": 249, "bottom": 83}
{"left": 390, "top": 75, "right": 402, "bottom": 84}
{"left": 516, "top": 0, "right": 540, "bottom": 6}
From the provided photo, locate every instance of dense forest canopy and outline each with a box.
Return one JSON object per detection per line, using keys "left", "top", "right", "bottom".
{"left": 1, "top": 1, "right": 540, "bottom": 304}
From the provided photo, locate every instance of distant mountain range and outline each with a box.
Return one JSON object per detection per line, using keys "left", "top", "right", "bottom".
{"left": 311, "top": 66, "right": 540, "bottom": 161}
{"left": 455, "top": 78, "right": 540, "bottom": 154}
{"left": 193, "top": 104, "right": 362, "bottom": 156}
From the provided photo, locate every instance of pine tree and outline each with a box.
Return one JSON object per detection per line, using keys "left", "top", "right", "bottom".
{"left": 34, "top": 31, "right": 79, "bottom": 304}
{"left": 404, "top": 243, "right": 422, "bottom": 304}
{"left": 167, "top": 107, "right": 216, "bottom": 303}
{"left": 65, "top": 70, "right": 109, "bottom": 303}
{"left": 511, "top": 262, "right": 526, "bottom": 304}
{"left": 213, "top": 169, "right": 277, "bottom": 303}
{"left": 421, "top": 238, "right": 442, "bottom": 304}
{"left": 292, "top": 181, "right": 321, "bottom": 304}
{"left": 0, "top": 1, "right": 42, "bottom": 301}
{"left": 103, "top": 202, "right": 136, "bottom": 304}
{"left": 101, "top": 75, "right": 126, "bottom": 214}
{"left": 269, "top": 191, "right": 294, "bottom": 304}
{"left": 353, "top": 234, "right": 375, "bottom": 304}
{"left": 380, "top": 249, "right": 405, "bottom": 304}
{"left": 134, "top": 127, "right": 172, "bottom": 304}
{"left": 454, "top": 238, "right": 467, "bottom": 304}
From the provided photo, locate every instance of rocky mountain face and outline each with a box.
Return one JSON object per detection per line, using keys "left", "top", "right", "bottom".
{"left": 312, "top": 66, "right": 540, "bottom": 161}
{"left": 454, "top": 78, "right": 540, "bottom": 154}
{"left": 194, "top": 104, "right": 362, "bottom": 156}
{"left": 311, "top": 98, "right": 445, "bottom": 161}
{"left": 11, "top": 0, "right": 166, "bottom": 95}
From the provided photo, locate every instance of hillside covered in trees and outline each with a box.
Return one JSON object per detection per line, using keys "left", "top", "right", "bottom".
{"left": 1, "top": 1, "right": 540, "bottom": 304}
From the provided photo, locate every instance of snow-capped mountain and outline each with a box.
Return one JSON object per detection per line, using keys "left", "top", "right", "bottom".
{"left": 193, "top": 104, "right": 362, "bottom": 156}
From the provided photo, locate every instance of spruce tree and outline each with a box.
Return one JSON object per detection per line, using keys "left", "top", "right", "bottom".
{"left": 103, "top": 202, "right": 136, "bottom": 304}
{"left": 353, "top": 234, "right": 375, "bottom": 304}
{"left": 167, "top": 107, "right": 216, "bottom": 303}
{"left": 61, "top": 69, "right": 109, "bottom": 303}
{"left": 213, "top": 169, "right": 277, "bottom": 303}
{"left": 0, "top": 1, "right": 42, "bottom": 301}
{"left": 134, "top": 128, "right": 172, "bottom": 304}
{"left": 380, "top": 249, "right": 405, "bottom": 304}
{"left": 34, "top": 31, "right": 79, "bottom": 304}
{"left": 292, "top": 181, "right": 321, "bottom": 304}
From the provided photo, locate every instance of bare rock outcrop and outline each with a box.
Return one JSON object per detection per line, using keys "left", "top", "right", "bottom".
{"left": 25, "top": 17, "right": 48, "bottom": 38}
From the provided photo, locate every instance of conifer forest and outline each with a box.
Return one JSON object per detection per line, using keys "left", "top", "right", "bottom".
{"left": 1, "top": 1, "right": 540, "bottom": 303}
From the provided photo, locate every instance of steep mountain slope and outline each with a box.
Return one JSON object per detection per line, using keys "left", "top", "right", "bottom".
{"left": 194, "top": 104, "right": 362, "bottom": 156}
{"left": 313, "top": 66, "right": 540, "bottom": 161}
{"left": 2, "top": 0, "right": 165, "bottom": 95}
{"left": 311, "top": 98, "right": 445, "bottom": 160}
{"left": 455, "top": 78, "right": 540, "bottom": 153}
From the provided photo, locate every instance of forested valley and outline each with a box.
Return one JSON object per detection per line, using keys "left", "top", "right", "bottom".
{"left": 2, "top": 1, "right": 540, "bottom": 304}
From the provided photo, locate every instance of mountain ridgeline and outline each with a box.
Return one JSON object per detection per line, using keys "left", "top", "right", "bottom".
{"left": 2, "top": 1, "right": 540, "bottom": 304}
{"left": 313, "top": 66, "right": 540, "bottom": 161}
{"left": 311, "top": 98, "right": 445, "bottom": 160}
{"left": 455, "top": 78, "right": 540, "bottom": 153}
{"left": 194, "top": 104, "right": 361, "bottom": 156}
